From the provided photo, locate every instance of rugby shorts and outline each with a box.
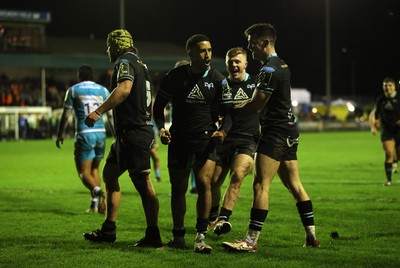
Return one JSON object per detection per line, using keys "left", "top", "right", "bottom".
{"left": 216, "top": 137, "right": 257, "bottom": 166}
{"left": 74, "top": 132, "right": 106, "bottom": 162}
{"left": 167, "top": 132, "right": 217, "bottom": 169}
{"left": 106, "top": 126, "right": 154, "bottom": 173}
{"left": 381, "top": 128, "right": 400, "bottom": 144}
{"left": 257, "top": 132, "right": 298, "bottom": 161}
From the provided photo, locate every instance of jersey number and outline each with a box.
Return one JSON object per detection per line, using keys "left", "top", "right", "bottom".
{"left": 84, "top": 100, "right": 101, "bottom": 116}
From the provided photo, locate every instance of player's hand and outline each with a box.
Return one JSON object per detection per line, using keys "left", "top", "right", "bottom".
{"left": 370, "top": 127, "right": 377, "bottom": 136}
{"left": 159, "top": 128, "right": 171, "bottom": 145}
{"left": 211, "top": 130, "right": 227, "bottom": 144}
{"left": 56, "top": 137, "right": 63, "bottom": 148}
{"left": 85, "top": 111, "right": 101, "bottom": 127}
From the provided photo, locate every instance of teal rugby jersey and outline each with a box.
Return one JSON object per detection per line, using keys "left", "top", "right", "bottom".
{"left": 64, "top": 81, "right": 110, "bottom": 134}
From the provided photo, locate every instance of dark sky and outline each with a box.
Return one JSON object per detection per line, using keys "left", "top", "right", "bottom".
{"left": 2, "top": 0, "right": 400, "bottom": 101}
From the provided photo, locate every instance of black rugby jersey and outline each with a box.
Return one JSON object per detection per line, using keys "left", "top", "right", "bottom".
{"left": 154, "top": 65, "right": 232, "bottom": 136}
{"left": 111, "top": 52, "right": 152, "bottom": 134}
{"left": 375, "top": 93, "right": 400, "bottom": 130}
{"left": 256, "top": 54, "right": 296, "bottom": 131}
{"left": 228, "top": 73, "right": 259, "bottom": 138}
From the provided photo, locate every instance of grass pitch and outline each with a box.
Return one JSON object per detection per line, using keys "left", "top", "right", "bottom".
{"left": 0, "top": 131, "right": 399, "bottom": 267}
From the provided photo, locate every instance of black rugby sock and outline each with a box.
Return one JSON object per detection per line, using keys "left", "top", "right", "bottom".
{"left": 385, "top": 162, "right": 392, "bottom": 181}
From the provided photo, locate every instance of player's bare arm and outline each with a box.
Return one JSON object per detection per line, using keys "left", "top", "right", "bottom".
{"left": 85, "top": 80, "right": 133, "bottom": 127}
{"left": 56, "top": 107, "right": 72, "bottom": 148}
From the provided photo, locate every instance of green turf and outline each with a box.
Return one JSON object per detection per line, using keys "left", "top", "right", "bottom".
{"left": 0, "top": 131, "right": 399, "bottom": 267}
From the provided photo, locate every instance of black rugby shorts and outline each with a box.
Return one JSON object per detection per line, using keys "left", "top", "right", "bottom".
{"left": 257, "top": 133, "right": 298, "bottom": 161}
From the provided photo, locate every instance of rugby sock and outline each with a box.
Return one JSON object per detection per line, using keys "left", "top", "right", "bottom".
{"left": 90, "top": 197, "right": 99, "bottom": 209}
{"left": 296, "top": 200, "right": 315, "bottom": 233}
{"left": 92, "top": 186, "right": 102, "bottom": 197}
{"left": 145, "top": 226, "right": 161, "bottom": 240}
{"left": 248, "top": 207, "right": 268, "bottom": 232}
{"left": 245, "top": 229, "right": 261, "bottom": 244}
{"left": 218, "top": 207, "right": 232, "bottom": 221}
{"left": 101, "top": 219, "right": 116, "bottom": 232}
{"left": 385, "top": 162, "right": 392, "bottom": 181}
{"left": 196, "top": 218, "right": 209, "bottom": 234}
{"left": 209, "top": 206, "right": 219, "bottom": 222}
{"left": 393, "top": 161, "right": 398, "bottom": 173}
{"left": 172, "top": 227, "right": 186, "bottom": 238}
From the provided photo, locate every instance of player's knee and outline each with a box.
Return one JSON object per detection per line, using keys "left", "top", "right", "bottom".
{"left": 230, "top": 177, "right": 243, "bottom": 189}
{"left": 129, "top": 169, "right": 150, "bottom": 181}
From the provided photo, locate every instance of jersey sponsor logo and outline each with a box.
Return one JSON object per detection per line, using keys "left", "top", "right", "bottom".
{"left": 204, "top": 82, "right": 214, "bottom": 89}
{"left": 234, "top": 88, "right": 250, "bottom": 101}
{"left": 187, "top": 84, "right": 206, "bottom": 103}
{"left": 79, "top": 95, "right": 104, "bottom": 103}
{"left": 384, "top": 101, "right": 393, "bottom": 110}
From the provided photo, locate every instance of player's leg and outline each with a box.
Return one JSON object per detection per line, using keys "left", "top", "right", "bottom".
{"left": 129, "top": 168, "right": 163, "bottom": 248}
{"left": 75, "top": 159, "right": 101, "bottom": 212}
{"left": 222, "top": 153, "right": 278, "bottom": 252}
{"left": 382, "top": 140, "right": 396, "bottom": 185}
{"left": 209, "top": 164, "right": 229, "bottom": 225}
{"left": 166, "top": 140, "right": 191, "bottom": 249}
{"left": 189, "top": 169, "right": 197, "bottom": 193}
{"left": 209, "top": 143, "right": 226, "bottom": 223}
{"left": 83, "top": 159, "right": 122, "bottom": 243}
{"left": 74, "top": 134, "right": 103, "bottom": 212}
{"left": 395, "top": 140, "right": 400, "bottom": 175}
{"left": 278, "top": 160, "right": 319, "bottom": 247}
{"left": 167, "top": 168, "right": 190, "bottom": 249}
{"left": 150, "top": 145, "right": 161, "bottom": 182}
{"left": 193, "top": 158, "right": 216, "bottom": 254}
{"left": 75, "top": 159, "right": 97, "bottom": 190}
{"left": 91, "top": 132, "right": 107, "bottom": 213}
{"left": 214, "top": 153, "right": 253, "bottom": 235}
{"left": 89, "top": 159, "right": 106, "bottom": 213}
{"left": 124, "top": 127, "right": 163, "bottom": 248}
{"left": 392, "top": 149, "right": 398, "bottom": 173}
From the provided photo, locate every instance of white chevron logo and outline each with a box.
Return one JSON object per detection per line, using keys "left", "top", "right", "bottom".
{"left": 188, "top": 84, "right": 205, "bottom": 100}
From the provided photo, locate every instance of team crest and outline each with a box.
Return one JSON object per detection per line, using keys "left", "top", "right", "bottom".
{"left": 247, "top": 83, "right": 256, "bottom": 90}
{"left": 204, "top": 82, "right": 214, "bottom": 89}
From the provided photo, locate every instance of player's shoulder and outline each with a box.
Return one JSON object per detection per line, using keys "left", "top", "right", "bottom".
{"left": 264, "top": 56, "right": 288, "bottom": 71}
{"left": 376, "top": 95, "right": 386, "bottom": 102}
{"left": 164, "top": 65, "right": 188, "bottom": 81}
{"left": 246, "top": 73, "right": 257, "bottom": 83}
{"left": 115, "top": 52, "right": 138, "bottom": 67}
{"left": 208, "top": 67, "right": 227, "bottom": 83}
